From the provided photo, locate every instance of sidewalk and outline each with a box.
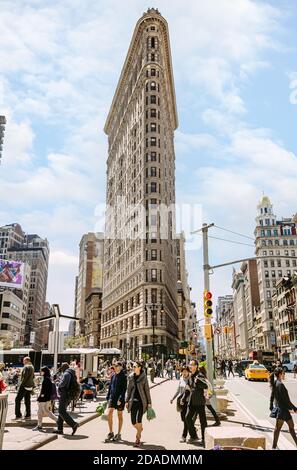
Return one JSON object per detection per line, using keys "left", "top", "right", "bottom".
{"left": 2, "top": 377, "right": 168, "bottom": 450}
{"left": 39, "top": 378, "right": 255, "bottom": 451}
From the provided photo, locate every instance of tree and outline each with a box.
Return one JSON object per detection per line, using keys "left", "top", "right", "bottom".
{"left": 64, "top": 335, "right": 87, "bottom": 348}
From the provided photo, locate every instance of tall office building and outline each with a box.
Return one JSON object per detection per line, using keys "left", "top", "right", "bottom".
{"left": 7, "top": 234, "right": 49, "bottom": 350}
{"left": 0, "top": 224, "right": 25, "bottom": 259}
{"left": 0, "top": 116, "right": 6, "bottom": 163}
{"left": 255, "top": 195, "right": 297, "bottom": 351}
{"left": 101, "top": 8, "right": 179, "bottom": 358}
{"left": 75, "top": 232, "right": 104, "bottom": 343}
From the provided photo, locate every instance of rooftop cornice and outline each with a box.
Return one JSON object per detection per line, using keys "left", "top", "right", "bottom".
{"left": 104, "top": 10, "right": 178, "bottom": 135}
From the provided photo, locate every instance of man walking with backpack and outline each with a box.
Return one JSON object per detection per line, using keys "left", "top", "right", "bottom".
{"left": 53, "top": 363, "right": 80, "bottom": 435}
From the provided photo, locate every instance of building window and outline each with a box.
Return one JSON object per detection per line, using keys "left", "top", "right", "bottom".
{"left": 150, "top": 123, "right": 157, "bottom": 132}
{"left": 150, "top": 95, "right": 156, "bottom": 104}
{"left": 278, "top": 270, "right": 282, "bottom": 277}
{"left": 150, "top": 81, "right": 156, "bottom": 90}
{"left": 151, "top": 249, "right": 157, "bottom": 260}
{"left": 151, "top": 109, "right": 157, "bottom": 118}
{"left": 151, "top": 182, "right": 157, "bottom": 193}
{"left": 151, "top": 269, "right": 157, "bottom": 282}
{"left": 151, "top": 151, "right": 157, "bottom": 161}
{"left": 150, "top": 137, "right": 157, "bottom": 146}
{"left": 150, "top": 167, "right": 157, "bottom": 177}
{"left": 151, "top": 288, "right": 157, "bottom": 303}
{"left": 151, "top": 68, "right": 156, "bottom": 76}
{"left": 265, "top": 271, "right": 269, "bottom": 278}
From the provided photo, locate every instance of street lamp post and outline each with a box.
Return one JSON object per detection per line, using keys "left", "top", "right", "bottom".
{"left": 38, "top": 304, "right": 81, "bottom": 372}
{"left": 146, "top": 303, "right": 163, "bottom": 361}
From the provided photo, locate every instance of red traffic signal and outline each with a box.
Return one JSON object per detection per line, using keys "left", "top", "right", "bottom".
{"left": 204, "top": 291, "right": 213, "bottom": 317}
{"left": 204, "top": 291, "right": 212, "bottom": 301}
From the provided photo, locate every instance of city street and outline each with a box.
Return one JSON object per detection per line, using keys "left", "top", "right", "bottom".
{"left": 39, "top": 379, "right": 220, "bottom": 451}
{"left": 226, "top": 374, "right": 297, "bottom": 449}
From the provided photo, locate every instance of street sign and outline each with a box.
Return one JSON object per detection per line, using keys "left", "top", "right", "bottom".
{"left": 30, "top": 332, "right": 35, "bottom": 344}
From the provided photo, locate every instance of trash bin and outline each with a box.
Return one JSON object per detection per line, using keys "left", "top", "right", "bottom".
{"left": 0, "top": 393, "right": 8, "bottom": 450}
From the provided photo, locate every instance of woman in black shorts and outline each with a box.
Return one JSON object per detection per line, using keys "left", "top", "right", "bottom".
{"left": 270, "top": 367, "right": 297, "bottom": 449}
{"left": 126, "top": 361, "right": 152, "bottom": 447}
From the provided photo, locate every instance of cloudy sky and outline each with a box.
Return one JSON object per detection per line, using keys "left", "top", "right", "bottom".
{"left": 1, "top": 0, "right": 297, "bottom": 328}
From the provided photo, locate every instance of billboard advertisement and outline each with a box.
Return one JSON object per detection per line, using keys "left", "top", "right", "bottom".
{"left": 0, "top": 260, "right": 24, "bottom": 289}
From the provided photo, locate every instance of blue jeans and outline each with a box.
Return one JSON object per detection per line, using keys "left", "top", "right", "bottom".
{"left": 57, "top": 393, "right": 77, "bottom": 432}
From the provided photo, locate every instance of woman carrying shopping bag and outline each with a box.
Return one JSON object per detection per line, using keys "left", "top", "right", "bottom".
{"left": 126, "top": 361, "right": 152, "bottom": 447}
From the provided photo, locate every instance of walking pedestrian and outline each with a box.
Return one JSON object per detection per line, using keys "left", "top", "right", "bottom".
{"left": 149, "top": 362, "right": 156, "bottom": 384}
{"left": 183, "top": 360, "right": 208, "bottom": 446}
{"left": 156, "top": 360, "right": 162, "bottom": 378}
{"left": 14, "top": 357, "right": 34, "bottom": 420}
{"left": 293, "top": 362, "right": 297, "bottom": 379}
{"left": 270, "top": 367, "right": 297, "bottom": 449}
{"left": 105, "top": 361, "right": 127, "bottom": 442}
{"left": 52, "top": 363, "right": 79, "bottom": 435}
{"left": 170, "top": 366, "right": 190, "bottom": 442}
{"left": 220, "top": 359, "right": 227, "bottom": 378}
{"left": 33, "top": 366, "right": 57, "bottom": 431}
{"left": 0, "top": 362, "right": 7, "bottom": 394}
{"left": 126, "top": 361, "right": 152, "bottom": 447}
{"left": 227, "top": 359, "right": 234, "bottom": 378}
{"left": 199, "top": 366, "right": 220, "bottom": 426}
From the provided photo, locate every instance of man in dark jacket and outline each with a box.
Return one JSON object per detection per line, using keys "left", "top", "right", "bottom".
{"left": 105, "top": 361, "right": 127, "bottom": 442}
{"left": 183, "top": 360, "right": 208, "bottom": 445}
{"left": 53, "top": 363, "right": 79, "bottom": 435}
{"left": 80, "top": 372, "right": 99, "bottom": 400}
{"left": 14, "top": 357, "right": 35, "bottom": 420}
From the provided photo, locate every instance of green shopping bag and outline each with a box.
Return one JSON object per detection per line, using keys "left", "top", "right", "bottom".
{"left": 96, "top": 401, "right": 108, "bottom": 416}
{"left": 146, "top": 406, "right": 156, "bottom": 421}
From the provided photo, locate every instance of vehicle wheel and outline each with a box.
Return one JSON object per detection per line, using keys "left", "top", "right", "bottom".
{"left": 283, "top": 367, "right": 288, "bottom": 372}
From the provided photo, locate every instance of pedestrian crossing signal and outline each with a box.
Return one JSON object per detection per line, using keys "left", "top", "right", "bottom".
{"left": 204, "top": 291, "right": 213, "bottom": 317}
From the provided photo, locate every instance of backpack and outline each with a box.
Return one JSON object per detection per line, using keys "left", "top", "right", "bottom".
{"left": 67, "top": 374, "right": 81, "bottom": 401}
{"left": 50, "top": 381, "right": 58, "bottom": 401}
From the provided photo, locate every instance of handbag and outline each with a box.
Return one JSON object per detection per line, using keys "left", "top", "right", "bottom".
{"left": 176, "top": 395, "right": 184, "bottom": 412}
{"left": 0, "top": 379, "right": 7, "bottom": 393}
{"left": 270, "top": 406, "right": 278, "bottom": 418}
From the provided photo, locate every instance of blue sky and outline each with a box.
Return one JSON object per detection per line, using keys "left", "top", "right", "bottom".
{"left": 0, "top": 0, "right": 297, "bottom": 329}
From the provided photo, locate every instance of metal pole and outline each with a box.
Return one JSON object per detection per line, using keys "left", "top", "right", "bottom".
{"left": 54, "top": 315, "right": 59, "bottom": 373}
{"left": 202, "top": 223, "right": 217, "bottom": 410}
{"left": 185, "top": 316, "right": 189, "bottom": 365}
{"left": 152, "top": 307, "right": 156, "bottom": 361}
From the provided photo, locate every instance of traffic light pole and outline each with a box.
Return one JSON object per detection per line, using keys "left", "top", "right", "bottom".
{"left": 202, "top": 223, "right": 215, "bottom": 389}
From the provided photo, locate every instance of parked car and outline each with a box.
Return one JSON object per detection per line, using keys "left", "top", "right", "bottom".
{"left": 282, "top": 360, "right": 297, "bottom": 372}
{"left": 245, "top": 363, "right": 269, "bottom": 381}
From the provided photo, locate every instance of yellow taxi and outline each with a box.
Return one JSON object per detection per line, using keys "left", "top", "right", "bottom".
{"left": 244, "top": 362, "right": 269, "bottom": 382}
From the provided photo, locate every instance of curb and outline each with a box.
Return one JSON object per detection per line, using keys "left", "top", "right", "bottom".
{"left": 23, "top": 433, "right": 58, "bottom": 451}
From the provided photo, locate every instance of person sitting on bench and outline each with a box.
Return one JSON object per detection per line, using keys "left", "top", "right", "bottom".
{"left": 80, "top": 372, "right": 99, "bottom": 399}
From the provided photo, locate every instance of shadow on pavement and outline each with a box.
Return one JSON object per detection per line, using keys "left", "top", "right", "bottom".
{"left": 62, "top": 435, "right": 89, "bottom": 440}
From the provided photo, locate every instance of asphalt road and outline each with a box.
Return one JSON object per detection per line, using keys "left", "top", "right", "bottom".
{"left": 226, "top": 374, "right": 297, "bottom": 449}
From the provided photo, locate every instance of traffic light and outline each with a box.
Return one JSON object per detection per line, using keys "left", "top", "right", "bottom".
{"left": 204, "top": 290, "right": 213, "bottom": 317}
